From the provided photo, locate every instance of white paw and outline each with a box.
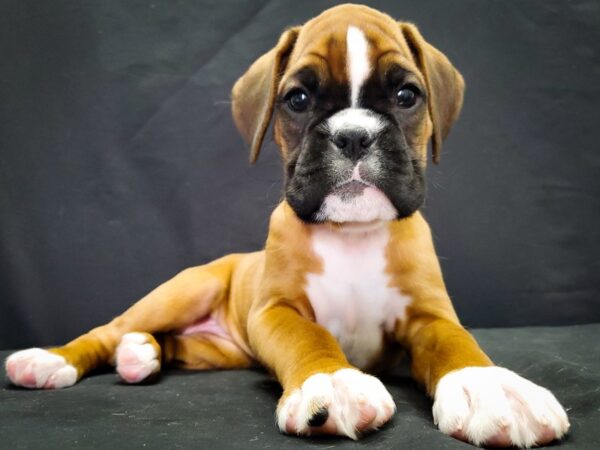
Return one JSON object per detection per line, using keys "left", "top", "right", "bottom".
{"left": 115, "top": 332, "right": 160, "bottom": 383}
{"left": 277, "top": 368, "right": 396, "bottom": 439}
{"left": 5, "top": 348, "right": 78, "bottom": 389}
{"left": 433, "top": 366, "right": 570, "bottom": 448}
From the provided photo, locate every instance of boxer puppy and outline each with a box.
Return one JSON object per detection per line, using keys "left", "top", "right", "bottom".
{"left": 6, "top": 4, "right": 569, "bottom": 447}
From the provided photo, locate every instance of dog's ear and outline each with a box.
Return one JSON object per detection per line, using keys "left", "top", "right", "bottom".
{"left": 400, "top": 23, "right": 464, "bottom": 164}
{"left": 231, "top": 27, "right": 301, "bottom": 164}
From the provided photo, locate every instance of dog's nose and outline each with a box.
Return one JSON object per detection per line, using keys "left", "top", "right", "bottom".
{"left": 331, "top": 130, "right": 374, "bottom": 161}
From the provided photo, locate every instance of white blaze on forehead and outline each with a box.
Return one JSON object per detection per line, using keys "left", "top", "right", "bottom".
{"left": 346, "top": 26, "right": 370, "bottom": 107}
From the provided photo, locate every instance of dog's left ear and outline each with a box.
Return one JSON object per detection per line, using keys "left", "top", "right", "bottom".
{"left": 400, "top": 23, "right": 465, "bottom": 163}
{"left": 231, "top": 26, "right": 301, "bottom": 164}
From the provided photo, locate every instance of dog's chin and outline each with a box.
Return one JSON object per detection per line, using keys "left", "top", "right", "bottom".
{"left": 313, "top": 182, "right": 398, "bottom": 224}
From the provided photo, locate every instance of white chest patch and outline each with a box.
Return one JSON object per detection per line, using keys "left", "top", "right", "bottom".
{"left": 305, "top": 224, "right": 411, "bottom": 369}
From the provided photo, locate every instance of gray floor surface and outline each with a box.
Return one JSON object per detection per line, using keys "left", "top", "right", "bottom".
{"left": 2, "top": 324, "right": 599, "bottom": 449}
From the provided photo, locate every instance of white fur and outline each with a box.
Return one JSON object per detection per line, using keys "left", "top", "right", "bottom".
{"left": 115, "top": 332, "right": 160, "bottom": 383}
{"left": 5, "top": 348, "right": 77, "bottom": 389}
{"left": 326, "top": 108, "right": 384, "bottom": 138}
{"left": 306, "top": 223, "right": 410, "bottom": 369}
{"left": 277, "top": 368, "right": 395, "bottom": 439}
{"left": 433, "top": 366, "right": 570, "bottom": 448}
{"left": 315, "top": 186, "right": 397, "bottom": 223}
{"left": 316, "top": 160, "right": 397, "bottom": 223}
{"left": 346, "top": 26, "right": 370, "bottom": 107}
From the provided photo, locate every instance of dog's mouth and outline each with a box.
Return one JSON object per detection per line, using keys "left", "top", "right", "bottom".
{"left": 315, "top": 178, "right": 398, "bottom": 224}
{"left": 330, "top": 180, "right": 369, "bottom": 201}
{"left": 286, "top": 144, "right": 425, "bottom": 224}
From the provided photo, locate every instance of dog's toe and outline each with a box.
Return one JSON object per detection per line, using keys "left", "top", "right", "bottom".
{"left": 277, "top": 368, "right": 395, "bottom": 439}
{"left": 6, "top": 348, "right": 78, "bottom": 389}
{"left": 433, "top": 366, "right": 570, "bottom": 448}
{"left": 115, "top": 332, "right": 160, "bottom": 383}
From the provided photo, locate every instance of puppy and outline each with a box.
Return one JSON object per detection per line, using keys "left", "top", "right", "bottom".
{"left": 6, "top": 4, "right": 569, "bottom": 447}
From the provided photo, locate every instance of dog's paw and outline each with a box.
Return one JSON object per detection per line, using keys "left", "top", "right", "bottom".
{"left": 433, "top": 366, "right": 570, "bottom": 448}
{"left": 115, "top": 332, "right": 160, "bottom": 383}
{"left": 277, "top": 368, "right": 395, "bottom": 439}
{"left": 5, "top": 348, "right": 78, "bottom": 389}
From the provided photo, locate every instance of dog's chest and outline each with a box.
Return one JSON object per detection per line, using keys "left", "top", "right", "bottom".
{"left": 305, "top": 226, "right": 411, "bottom": 369}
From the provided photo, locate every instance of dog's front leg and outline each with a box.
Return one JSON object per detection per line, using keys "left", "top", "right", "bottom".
{"left": 248, "top": 302, "right": 396, "bottom": 439}
{"left": 404, "top": 310, "right": 570, "bottom": 447}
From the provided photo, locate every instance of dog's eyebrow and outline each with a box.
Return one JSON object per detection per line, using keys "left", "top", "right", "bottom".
{"left": 288, "top": 66, "right": 321, "bottom": 91}
{"left": 305, "top": 51, "right": 329, "bottom": 64}
{"left": 376, "top": 51, "right": 423, "bottom": 81}
{"left": 378, "top": 59, "right": 425, "bottom": 92}
{"left": 384, "top": 64, "right": 411, "bottom": 84}
{"left": 376, "top": 49, "right": 405, "bottom": 62}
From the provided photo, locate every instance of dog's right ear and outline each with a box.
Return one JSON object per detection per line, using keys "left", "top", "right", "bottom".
{"left": 231, "top": 27, "right": 301, "bottom": 164}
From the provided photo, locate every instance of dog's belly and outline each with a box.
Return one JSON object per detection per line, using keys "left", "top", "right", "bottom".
{"left": 305, "top": 224, "right": 411, "bottom": 369}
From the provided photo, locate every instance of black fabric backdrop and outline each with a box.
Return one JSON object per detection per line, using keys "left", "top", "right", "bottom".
{"left": 1, "top": 0, "right": 599, "bottom": 349}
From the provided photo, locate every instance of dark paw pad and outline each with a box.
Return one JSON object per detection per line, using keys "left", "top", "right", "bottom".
{"left": 308, "top": 407, "right": 329, "bottom": 427}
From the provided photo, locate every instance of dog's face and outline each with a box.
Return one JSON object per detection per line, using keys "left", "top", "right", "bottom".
{"left": 232, "top": 4, "right": 464, "bottom": 224}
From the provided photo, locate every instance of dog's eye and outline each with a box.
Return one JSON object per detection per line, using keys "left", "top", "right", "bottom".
{"left": 396, "top": 85, "right": 419, "bottom": 108}
{"left": 286, "top": 89, "right": 310, "bottom": 112}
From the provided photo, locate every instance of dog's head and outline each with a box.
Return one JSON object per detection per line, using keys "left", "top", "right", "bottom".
{"left": 231, "top": 4, "right": 464, "bottom": 224}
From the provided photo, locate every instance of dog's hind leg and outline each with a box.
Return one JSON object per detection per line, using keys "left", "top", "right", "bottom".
{"left": 5, "top": 254, "right": 245, "bottom": 389}
{"left": 162, "top": 330, "right": 254, "bottom": 370}
{"left": 114, "top": 324, "right": 254, "bottom": 384}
